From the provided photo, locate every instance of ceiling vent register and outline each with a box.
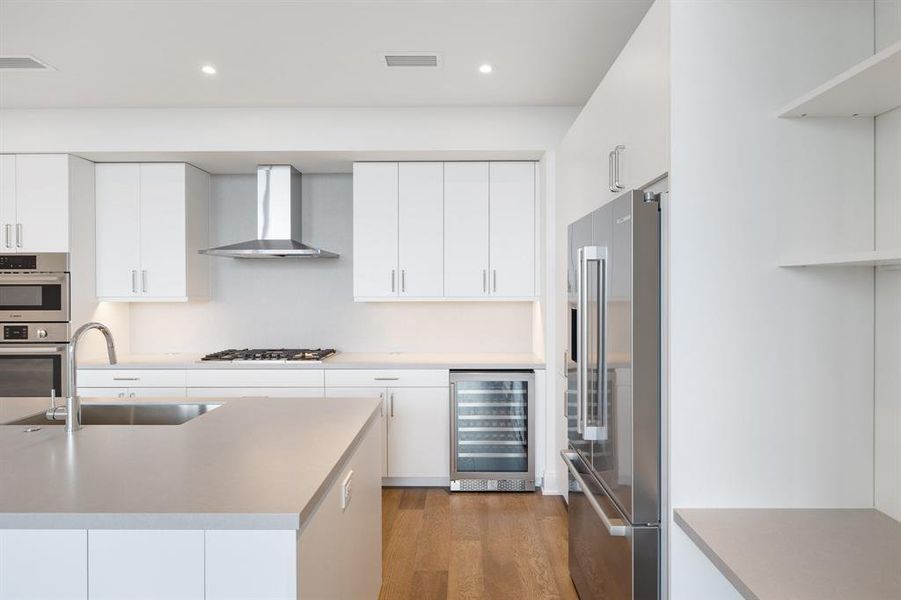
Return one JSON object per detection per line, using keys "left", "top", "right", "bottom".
{"left": 0, "top": 55, "right": 55, "bottom": 71}
{"left": 383, "top": 53, "right": 440, "bottom": 68}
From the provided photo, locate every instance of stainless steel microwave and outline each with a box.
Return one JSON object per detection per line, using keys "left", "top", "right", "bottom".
{"left": 0, "top": 253, "right": 70, "bottom": 322}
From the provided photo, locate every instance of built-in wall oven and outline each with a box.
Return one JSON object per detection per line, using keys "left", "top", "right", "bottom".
{"left": 0, "top": 253, "right": 71, "bottom": 399}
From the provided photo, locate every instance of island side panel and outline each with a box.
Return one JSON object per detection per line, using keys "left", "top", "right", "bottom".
{"left": 297, "top": 412, "right": 382, "bottom": 599}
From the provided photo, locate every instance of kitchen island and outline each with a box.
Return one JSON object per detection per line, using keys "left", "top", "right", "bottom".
{"left": 0, "top": 395, "right": 383, "bottom": 599}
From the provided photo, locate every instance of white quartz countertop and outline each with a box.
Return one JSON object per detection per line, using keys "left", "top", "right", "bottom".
{"left": 0, "top": 396, "right": 380, "bottom": 530}
{"left": 78, "top": 352, "right": 545, "bottom": 370}
{"left": 675, "top": 508, "right": 901, "bottom": 600}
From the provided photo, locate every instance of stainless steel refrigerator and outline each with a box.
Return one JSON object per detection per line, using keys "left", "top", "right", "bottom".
{"left": 563, "top": 189, "right": 661, "bottom": 599}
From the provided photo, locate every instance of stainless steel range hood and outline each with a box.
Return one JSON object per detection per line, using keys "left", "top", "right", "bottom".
{"left": 200, "top": 165, "right": 338, "bottom": 258}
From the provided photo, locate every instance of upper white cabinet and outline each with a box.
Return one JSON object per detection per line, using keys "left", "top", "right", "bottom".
{"left": 0, "top": 154, "right": 79, "bottom": 253}
{"left": 488, "top": 162, "right": 536, "bottom": 297}
{"left": 398, "top": 162, "right": 444, "bottom": 297}
{"left": 352, "top": 162, "right": 398, "bottom": 298}
{"left": 353, "top": 161, "right": 537, "bottom": 301}
{"left": 95, "top": 163, "right": 210, "bottom": 301}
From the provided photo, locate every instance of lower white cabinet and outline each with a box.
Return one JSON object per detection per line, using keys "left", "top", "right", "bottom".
{"left": 88, "top": 530, "right": 204, "bottom": 600}
{"left": 186, "top": 387, "right": 324, "bottom": 398}
{"left": 325, "top": 387, "right": 388, "bottom": 476}
{"left": 205, "top": 531, "right": 297, "bottom": 600}
{"left": 78, "top": 387, "right": 186, "bottom": 399}
{"left": 386, "top": 387, "right": 450, "bottom": 479}
{"left": 0, "top": 529, "right": 87, "bottom": 600}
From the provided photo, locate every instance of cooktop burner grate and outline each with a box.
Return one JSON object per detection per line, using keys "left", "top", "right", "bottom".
{"left": 201, "top": 348, "right": 337, "bottom": 362}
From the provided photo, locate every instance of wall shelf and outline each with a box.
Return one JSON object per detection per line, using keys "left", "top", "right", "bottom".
{"left": 778, "top": 40, "right": 901, "bottom": 118}
{"left": 780, "top": 249, "right": 901, "bottom": 268}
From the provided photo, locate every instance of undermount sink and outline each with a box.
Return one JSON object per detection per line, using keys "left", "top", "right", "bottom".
{"left": 6, "top": 403, "right": 223, "bottom": 427}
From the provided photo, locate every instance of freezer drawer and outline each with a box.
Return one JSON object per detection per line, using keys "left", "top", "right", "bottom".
{"left": 563, "top": 450, "right": 659, "bottom": 600}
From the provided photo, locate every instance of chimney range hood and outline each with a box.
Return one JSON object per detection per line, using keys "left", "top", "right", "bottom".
{"left": 199, "top": 165, "right": 338, "bottom": 258}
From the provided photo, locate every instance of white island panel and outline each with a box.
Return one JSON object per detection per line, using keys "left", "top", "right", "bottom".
{"left": 205, "top": 530, "right": 297, "bottom": 600}
{"left": 0, "top": 529, "right": 87, "bottom": 600}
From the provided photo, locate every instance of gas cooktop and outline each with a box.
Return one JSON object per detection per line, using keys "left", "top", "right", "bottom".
{"left": 201, "top": 348, "right": 337, "bottom": 363}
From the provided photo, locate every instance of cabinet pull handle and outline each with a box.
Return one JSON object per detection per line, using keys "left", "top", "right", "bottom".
{"left": 118, "top": 392, "right": 125, "bottom": 398}
{"left": 401, "top": 269, "right": 406, "bottom": 293}
{"left": 141, "top": 270, "right": 147, "bottom": 293}
{"left": 482, "top": 269, "right": 487, "bottom": 293}
{"left": 374, "top": 376, "right": 399, "bottom": 381}
{"left": 493, "top": 269, "right": 497, "bottom": 293}
{"left": 131, "top": 270, "right": 137, "bottom": 293}
{"left": 608, "top": 151, "right": 616, "bottom": 192}
{"left": 3, "top": 224, "right": 10, "bottom": 248}
{"left": 379, "top": 392, "right": 385, "bottom": 417}
{"left": 15, "top": 223, "right": 22, "bottom": 248}
{"left": 391, "top": 269, "right": 395, "bottom": 293}
{"left": 390, "top": 392, "right": 395, "bottom": 417}
{"left": 113, "top": 377, "right": 140, "bottom": 381}
{"left": 613, "top": 145, "right": 625, "bottom": 191}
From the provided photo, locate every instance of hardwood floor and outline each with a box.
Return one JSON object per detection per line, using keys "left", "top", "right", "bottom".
{"left": 380, "top": 488, "right": 579, "bottom": 600}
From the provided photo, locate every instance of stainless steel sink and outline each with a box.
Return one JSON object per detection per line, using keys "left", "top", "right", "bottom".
{"left": 6, "top": 403, "right": 223, "bottom": 426}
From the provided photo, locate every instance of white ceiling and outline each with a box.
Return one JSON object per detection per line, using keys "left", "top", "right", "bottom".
{"left": 0, "top": 0, "right": 652, "bottom": 109}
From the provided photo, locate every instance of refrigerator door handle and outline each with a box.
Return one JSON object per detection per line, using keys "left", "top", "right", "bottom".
{"left": 579, "top": 245, "right": 607, "bottom": 441}
{"left": 561, "top": 451, "right": 628, "bottom": 537}
{"left": 577, "top": 248, "right": 586, "bottom": 436}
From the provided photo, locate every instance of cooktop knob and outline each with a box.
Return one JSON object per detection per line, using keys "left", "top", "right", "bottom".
{"left": 36, "top": 328, "right": 48, "bottom": 339}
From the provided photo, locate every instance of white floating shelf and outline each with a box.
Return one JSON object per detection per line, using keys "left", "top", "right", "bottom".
{"left": 779, "top": 40, "right": 901, "bottom": 118}
{"left": 780, "top": 249, "right": 901, "bottom": 268}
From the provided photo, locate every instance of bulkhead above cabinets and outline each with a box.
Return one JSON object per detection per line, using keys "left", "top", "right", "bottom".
{"left": 352, "top": 161, "right": 538, "bottom": 302}
{"left": 95, "top": 163, "right": 210, "bottom": 302}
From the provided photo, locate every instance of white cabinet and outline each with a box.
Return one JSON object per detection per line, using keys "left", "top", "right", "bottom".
{"left": 352, "top": 162, "right": 398, "bottom": 298}
{"left": 445, "top": 162, "right": 490, "bottom": 297}
{"left": 326, "top": 387, "right": 388, "bottom": 476}
{"left": 489, "top": 162, "right": 536, "bottom": 297}
{"left": 205, "top": 531, "right": 296, "bottom": 600}
{"left": 353, "top": 161, "right": 537, "bottom": 301}
{"left": 95, "top": 163, "right": 210, "bottom": 301}
{"left": 0, "top": 529, "right": 87, "bottom": 600}
{"left": 88, "top": 530, "right": 204, "bottom": 600}
{"left": 0, "top": 154, "right": 74, "bottom": 253}
{"left": 398, "top": 162, "right": 444, "bottom": 297}
{"left": 186, "top": 387, "right": 324, "bottom": 398}
{"left": 386, "top": 387, "right": 450, "bottom": 478}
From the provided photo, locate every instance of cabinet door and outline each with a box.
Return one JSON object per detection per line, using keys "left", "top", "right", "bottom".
{"left": 15, "top": 154, "right": 70, "bottom": 252}
{"left": 387, "top": 387, "right": 449, "bottom": 478}
{"left": 325, "top": 386, "right": 387, "bottom": 477}
{"left": 0, "top": 529, "right": 87, "bottom": 600}
{"left": 444, "top": 162, "right": 490, "bottom": 297}
{"left": 353, "top": 163, "right": 398, "bottom": 298}
{"left": 88, "top": 530, "right": 204, "bottom": 600}
{"left": 139, "top": 164, "right": 186, "bottom": 299}
{"left": 398, "top": 162, "right": 443, "bottom": 297}
{"left": 489, "top": 162, "right": 535, "bottom": 297}
{"left": 78, "top": 387, "right": 128, "bottom": 399}
{"left": 125, "top": 387, "right": 187, "bottom": 399}
{"left": 0, "top": 155, "right": 16, "bottom": 251}
{"left": 185, "top": 387, "right": 324, "bottom": 398}
{"left": 96, "top": 164, "right": 141, "bottom": 298}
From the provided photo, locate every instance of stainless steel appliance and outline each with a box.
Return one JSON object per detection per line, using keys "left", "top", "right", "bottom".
{"left": 564, "top": 189, "right": 661, "bottom": 599}
{"left": 201, "top": 348, "right": 337, "bottom": 363}
{"left": 0, "top": 253, "right": 71, "bottom": 399}
{"left": 0, "top": 253, "right": 69, "bottom": 322}
{"left": 199, "top": 165, "right": 339, "bottom": 258}
{"left": 449, "top": 371, "right": 535, "bottom": 492}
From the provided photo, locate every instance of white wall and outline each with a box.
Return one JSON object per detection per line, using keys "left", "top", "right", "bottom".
{"left": 128, "top": 173, "right": 535, "bottom": 354}
{"left": 669, "top": 0, "right": 876, "bottom": 595}
{"left": 0, "top": 107, "right": 577, "bottom": 155}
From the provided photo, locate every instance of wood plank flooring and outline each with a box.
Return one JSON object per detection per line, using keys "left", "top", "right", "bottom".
{"left": 380, "top": 488, "right": 579, "bottom": 600}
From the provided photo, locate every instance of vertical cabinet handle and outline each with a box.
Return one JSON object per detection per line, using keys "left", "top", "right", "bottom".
{"left": 493, "top": 270, "right": 497, "bottom": 293}
{"left": 131, "top": 270, "right": 137, "bottom": 293}
{"left": 608, "top": 150, "right": 616, "bottom": 192}
{"left": 141, "top": 270, "right": 147, "bottom": 293}
{"left": 390, "top": 392, "right": 395, "bottom": 417}
{"left": 15, "top": 223, "right": 22, "bottom": 248}
{"left": 391, "top": 269, "right": 396, "bottom": 293}
{"left": 482, "top": 269, "right": 487, "bottom": 293}
{"left": 379, "top": 392, "right": 385, "bottom": 417}
{"left": 613, "top": 145, "right": 625, "bottom": 191}
{"left": 401, "top": 269, "right": 406, "bottom": 293}
{"left": 3, "top": 224, "right": 10, "bottom": 249}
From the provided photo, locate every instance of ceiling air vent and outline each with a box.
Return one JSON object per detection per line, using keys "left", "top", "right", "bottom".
{"left": 0, "top": 55, "right": 55, "bottom": 71}
{"left": 383, "top": 53, "right": 441, "bottom": 68}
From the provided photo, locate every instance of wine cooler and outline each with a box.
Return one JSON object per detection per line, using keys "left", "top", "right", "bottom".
{"left": 449, "top": 371, "right": 535, "bottom": 492}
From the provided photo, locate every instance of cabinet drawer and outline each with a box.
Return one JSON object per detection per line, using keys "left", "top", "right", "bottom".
{"left": 77, "top": 369, "right": 186, "bottom": 388}
{"left": 325, "top": 369, "right": 448, "bottom": 388}
{"left": 185, "top": 369, "right": 325, "bottom": 387}
{"left": 186, "top": 387, "right": 324, "bottom": 398}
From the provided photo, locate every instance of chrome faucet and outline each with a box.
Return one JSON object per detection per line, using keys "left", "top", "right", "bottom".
{"left": 47, "top": 322, "right": 117, "bottom": 433}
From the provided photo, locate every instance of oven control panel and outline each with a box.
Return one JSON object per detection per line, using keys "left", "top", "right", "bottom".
{"left": 1, "top": 322, "right": 68, "bottom": 343}
{"left": 0, "top": 255, "right": 38, "bottom": 271}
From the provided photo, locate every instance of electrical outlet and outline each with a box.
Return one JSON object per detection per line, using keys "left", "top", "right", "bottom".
{"left": 341, "top": 470, "right": 353, "bottom": 511}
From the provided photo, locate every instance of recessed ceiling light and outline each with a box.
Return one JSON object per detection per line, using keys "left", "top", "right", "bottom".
{"left": 201, "top": 65, "right": 217, "bottom": 75}
{"left": 479, "top": 64, "right": 493, "bottom": 74}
